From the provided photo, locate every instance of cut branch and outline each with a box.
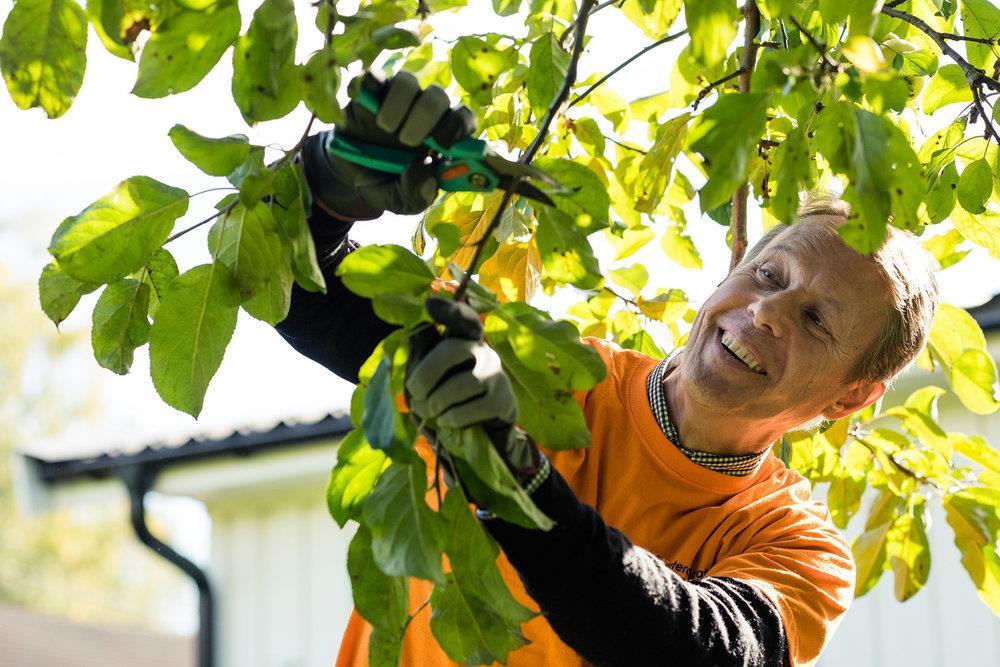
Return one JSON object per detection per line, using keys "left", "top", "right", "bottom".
{"left": 565, "top": 29, "right": 688, "bottom": 111}
{"left": 728, "top": 1, "right": 761, "bottom": 273}
{"left": 454, "top": 0, "right": 599, "bottom": 301}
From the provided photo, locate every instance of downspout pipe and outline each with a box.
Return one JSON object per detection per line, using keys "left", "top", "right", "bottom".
{"left": 119, "top": 464, "right": 215, "bottom": 667}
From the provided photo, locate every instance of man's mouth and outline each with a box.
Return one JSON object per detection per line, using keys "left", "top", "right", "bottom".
{"left": 720, "top": 331, "right": 766, "bottom": 375}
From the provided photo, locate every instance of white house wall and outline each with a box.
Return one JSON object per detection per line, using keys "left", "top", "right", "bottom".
{"left": 210, "top": 495, "right": 355, "bottom": 667}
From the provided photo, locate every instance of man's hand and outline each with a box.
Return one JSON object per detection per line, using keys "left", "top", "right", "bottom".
{"left": 406, "top": 297, "right": 548, "bottom": 490}
{"left": 301, "top": 71, "right": 476, "bottom": 219}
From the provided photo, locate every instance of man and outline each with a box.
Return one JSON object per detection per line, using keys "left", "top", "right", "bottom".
{"left": 276, "top": 72, "right": 939, "bottom": 666}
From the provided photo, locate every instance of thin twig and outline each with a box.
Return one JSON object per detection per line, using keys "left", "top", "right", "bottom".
{"left": 454, "top": 0, "right": 599, "bottom": 301}
{"left": 606, "top": 135, "right": 647, "bottom": 154}
{"left": 939, "top": 31, "right": 998, "bottom": 45}
{"left": 728, "top": 2, "right": 761, "bottom": 273}
{"left": 163, "top": 203, "right": 234, "bottom": 244}
{"left": 972, "top": 86, "right": 1000, "bottom": 142}
{"left": 401, "top": 595, "right": 432, "bottom": 636}
{"left": 692, "top": 68, "right": 746, "bottom": 110}
{"left": 566, "top": 30, "right": 688, "bottom": 111}
{"left": 787, "top": 15, "right": 839, "bottom": 71}
{"left": 852, "top": 433, "right": 950, "bottom": 494}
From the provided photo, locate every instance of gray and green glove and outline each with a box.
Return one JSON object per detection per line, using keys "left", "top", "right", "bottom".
{"left": 301, "top": 70, "right": 477, "bottom": 218}
{"left": 405, "top": 297, "right": 549, "bottom": 491}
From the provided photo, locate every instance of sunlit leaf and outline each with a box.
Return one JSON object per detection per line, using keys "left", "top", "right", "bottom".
{"left": 91, "top": 278, "right": 151, "bottom": 375}
{"left": 38, "top": 261, "right": 97, "bottom": 327}
{"left": 232, "top": 0, "right": 301, "bottom": 123}
{"left": 168, "top": 125, "right": 250, "bottom": 177}
{"left": 0, "top": 0, "right": 88, "bottom": 118}
{"left": 327, "top": 429, "right": 390, "bottom": 527}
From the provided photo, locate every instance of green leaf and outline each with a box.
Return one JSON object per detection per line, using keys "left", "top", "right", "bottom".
{"left": 450, "top": 37, "right": 514, "bottom": 104}
{"left": 688, "top": 93, "right": 770, "bottom": 211}
{"left": 363, "top": 462, "right": 446, "bottom": 583}
{"left": 957, "top": 158, "right": 993, "bottom": 214}
{"left": 569, "top": 117, "right": 606, "bottom": 157}
{"left": 38, "top": 261, "right": 96, "bottom": 327}
{"left": 0, "top": 0, "right": 88, "bottom": 118}
{"left": 535, "top": 208, "right": 603, "bottom": 289}
{"left": 337, "top": 244, "right": 434, "bottom": 298}
{"left": 770, "top": 126, "right": 818, "bottom": 224}
{"left": 486, "top": 301, "right": 607, "bottom": 391}
{"left": 533, "top": 158, "right": 611, "bottom": 232}
{"left": 241, "top": 260, "right": 292, "bottom": 325}
{"left": 660, "top": 225, "right": 702, "bottom": 269}
{"left": 852, "top": 519, "right": 892, "bottom": 597}
{"left": 48, "top": 176, "right": 189, "bottom": 284}
{"left": 944, "top": 487, "right": 1000, "bottom": 615}
{"left": 951, "top": 349, "right": 1000, "bottom": 415}
{"left": 372, "top": 25, "right": 420, "bottom": 50}
{"left": 494, "top": 340, "right": 591, "bottom": 450}
{"left": 951, "top": 207, "right": 1000, "bottom": 259}
{"left": 608, "top": 264, "right": 648, "bottom": 297}
{"left": 620, "top": 0, "right": 683, "bottom": 39}
{"left": 953, "top": 434, "right": 1000, "bottom": 476}
{"left": 633, "top": 113, "right": 690, "bottom": 213}
{"left": 148, "top": 263, "right": 240, "bottom": 417}
{"left": 929, "top": 302, "right": 989, "bottom": 367}
{"left": 684, "top": 0, "right": 739, "bottom": 68}
{"left": 924, "top": 161, "right": 960, "bottom": 224}
{"left": 922, "top": 64, "right": 972, "bottom": 114}
{"left": 960, "top": 0, "right": 1000, "bottom": 70}
{"left": 828, "top": 473, "right": 866, "bottom": 529}
{"left": 526, "top": 33, "right": 569, "bottom": 117}
{"left": 85, "top": 0, "right": 140, "bottom": 61}
{"left": 132, "top": 1, "right": 241, "bottom": 98}
{"left": 207, "top": 202, "right": 284, "bottom": 298}
{"left": 604, "top": 224, "right": 654, "bottom": 260}
{"left": 437, "top": 427, "right": 555, "bottom": 530}
{"left": 272, "top": 164, "right": 326, "bottom": 292}
{"left": 145, "top": 248, "right": 179, "bottom": 300}
{"left": 327, "top": 429, "right": 390, "bottom": 527}
{"left": 429, "top": 490, "right": 532, "bottom": 664}
{"left": 232, "top": 0, "right": 301, "bottom": 123}
{"left": 492, "top": 0, "right": 521, "bottom": 16}
{"left": 923, "top": 228, "right": 968, "bottom": 272}
{"left": 168, "top": 125, "right": 250, "bottom": 177}
{"left": 362, "top": 357, "right": 397, "bottom": 450}
{"left": 347, "top": 526, "right": 408, "bottom": 664}
{"left": 91, "top": 278, "right": 151, "bottom": 375}
{"left": 888, "top": 503, "right": 931, "bottom": 601}
{"left": 302, "top": 46, "right": 343, "bottom": 124}
{"left": 814, "top": 101, "right": 925, "bottom": 252}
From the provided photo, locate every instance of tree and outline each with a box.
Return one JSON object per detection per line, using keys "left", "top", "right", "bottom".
{"left": 3, "top": 0, "right": 1000, "bottom": 662}
{"left": 0, "top": 267, "right": 184, "bottom": 629}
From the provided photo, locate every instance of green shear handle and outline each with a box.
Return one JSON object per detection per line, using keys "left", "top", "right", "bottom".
{"left": 325, "top": 72, "right": 560, "bottom": 205}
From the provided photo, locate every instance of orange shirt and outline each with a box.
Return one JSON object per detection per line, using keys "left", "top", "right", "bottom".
{"left": 337, "top": 338, "right": 855, "bottom": 666}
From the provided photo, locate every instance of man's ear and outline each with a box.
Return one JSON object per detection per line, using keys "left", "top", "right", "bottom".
{"left": 823, "top": 381, "right": 886, "bottom": 420}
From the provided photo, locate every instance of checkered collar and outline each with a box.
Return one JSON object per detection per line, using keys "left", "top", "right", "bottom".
{"left": 645, "top": 355, "right": 767, "bottom": 477}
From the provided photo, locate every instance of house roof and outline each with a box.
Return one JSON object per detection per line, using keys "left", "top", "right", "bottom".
{"left": 26, "top": 412, "right": 352, "bottom": 485}
{"left": 0, "top": 603, "right": 194, "bottom": 667}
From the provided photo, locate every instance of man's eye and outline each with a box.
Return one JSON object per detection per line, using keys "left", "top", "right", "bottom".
{"left": 806, "top": 311, "right": 824, "bottom": 328}
{"left": 758, "top": 267, "right": 777, "bottom": 284}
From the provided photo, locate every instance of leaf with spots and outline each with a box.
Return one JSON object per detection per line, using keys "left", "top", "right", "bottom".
{"left": 450, "top": 36, "right": 516, "bottom": 104}
{"left": 232, "top": 0, "right": 302, "bottom": 124}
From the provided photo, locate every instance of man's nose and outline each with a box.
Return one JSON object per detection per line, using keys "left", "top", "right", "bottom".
{"left": 746, "top": 293, "right": 790, "bottom": 337}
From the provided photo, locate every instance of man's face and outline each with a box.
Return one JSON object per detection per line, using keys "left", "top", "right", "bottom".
{"left": 680, "top": 217, "right": 889, "bottom": 427}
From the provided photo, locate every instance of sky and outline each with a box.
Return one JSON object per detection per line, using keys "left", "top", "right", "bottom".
{"left": 1, "top": 0, "right": 998, "bottom": 632}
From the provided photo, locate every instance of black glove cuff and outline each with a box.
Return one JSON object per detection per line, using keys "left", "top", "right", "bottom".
{"left": 301, "top": 131, "right": 384, "bottom": 221}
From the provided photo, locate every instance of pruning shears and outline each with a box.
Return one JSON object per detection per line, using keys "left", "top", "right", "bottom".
{"left": 325, "top": 72, "right": 561, "bottom": 206}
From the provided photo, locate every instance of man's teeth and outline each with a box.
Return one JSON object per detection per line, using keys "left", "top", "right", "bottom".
{"left": 721, "top": 332, "right": 765, "bottom": 374}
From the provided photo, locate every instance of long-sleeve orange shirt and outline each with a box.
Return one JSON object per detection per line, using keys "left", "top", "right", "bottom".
{"left": 328, "top": 338, "right": 855, "bottom": 666}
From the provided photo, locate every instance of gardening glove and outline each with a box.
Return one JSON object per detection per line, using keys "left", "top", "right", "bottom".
{"left": 405, "top": 297, "right": 549, "bottom": 490}
{"left": 300, "top": 70, "right": 477, "bottom": 218}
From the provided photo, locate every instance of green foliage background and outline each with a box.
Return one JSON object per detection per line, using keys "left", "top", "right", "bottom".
{"left": 3, "top": 0, "right": 1000, "bottom": 662}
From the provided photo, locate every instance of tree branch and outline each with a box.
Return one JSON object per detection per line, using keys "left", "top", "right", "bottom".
{"left": 787, "top": 14, "right": 838, "bottom": 71}
{"left": 453, "top": 0, "right": 599, "bottom": 301}
{"left": 164, "top": 199, "right": 238, "bottom": 244}
{"left": 728, "top": 1, "right": 761, "bottom": 273}
{"left": 972, "top": 85, "right": 1000, "bottom": 143}
{"left": 692, "top": 68, "right": 746, "bottom": 110}
{"left": 852, "top": 434, "right": 948, "bottom": 495}
{"left": 565, "top": 29, "right": 688, "bottom": 111}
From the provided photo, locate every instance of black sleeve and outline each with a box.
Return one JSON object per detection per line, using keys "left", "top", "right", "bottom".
{"left": 484, "top": 467, "right": 788, "bottom": 667}
{"left": 273, "top": 207, "right": 399, "bottom": 384}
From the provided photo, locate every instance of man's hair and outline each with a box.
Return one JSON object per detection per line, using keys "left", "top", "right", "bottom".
{"left": 739, "top": 189, "right": 939, "bottom": 386}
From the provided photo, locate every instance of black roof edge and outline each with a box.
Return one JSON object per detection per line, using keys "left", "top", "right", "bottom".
{"left": 27, "top": 414, "right": 354, "bottom": 485}
{"left": 968, "top": 293, "right": 1000, "bottom": 332}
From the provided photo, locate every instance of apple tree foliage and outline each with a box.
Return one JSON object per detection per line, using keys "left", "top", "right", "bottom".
{"left": 5, "top": 0, "right": 1000, "bottom": 661}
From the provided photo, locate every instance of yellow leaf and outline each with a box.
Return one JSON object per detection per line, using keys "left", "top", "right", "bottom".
{"left": 637, "top": 288, "right": 687, "bottom": 323}
{"left": 478, "top": 240, "right": 541, "bottom": 303}
{"left": 843, "top": 35, "right": 886, "bottom": 73}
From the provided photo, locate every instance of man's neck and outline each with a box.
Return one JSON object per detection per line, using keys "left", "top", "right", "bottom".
{"left": 661, "top": 363, "right": 779, "bottom": 456}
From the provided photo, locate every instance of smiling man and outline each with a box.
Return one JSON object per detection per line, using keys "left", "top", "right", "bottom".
{"left": 275, "top": 73, "right": 939, "bottom": 666}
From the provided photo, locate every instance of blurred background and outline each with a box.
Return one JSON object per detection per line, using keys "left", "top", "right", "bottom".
{"left": 1, "top": 0, "right": 998, "bottom": 665}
